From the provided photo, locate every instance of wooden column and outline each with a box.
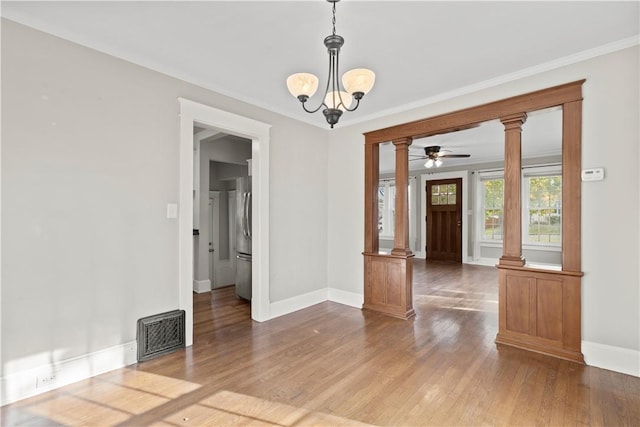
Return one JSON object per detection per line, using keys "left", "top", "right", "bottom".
{"left": 391, "top": 137, "right": 413, "bottom": 257}
{"left": 363, "top": 136, "right": 414, "bottom": 320}
{"left": 562, "top": 100, "right": 582, "bottom": 273}
{"left": 364, "top": 142, "right": 380, "bottom": 254}
{"left": 499, "top": 113, "right": 527, "bottom": 267}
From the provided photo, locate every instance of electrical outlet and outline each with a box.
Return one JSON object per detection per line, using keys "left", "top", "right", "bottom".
{"left": 36, "top": 374, "right": 57, "bottom": 389}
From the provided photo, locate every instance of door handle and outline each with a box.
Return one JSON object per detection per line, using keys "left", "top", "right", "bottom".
{"left": 209, "top": 249, "right": 214, "bottom": 252}
{"left": 457, "top": 221, "right": 462, "bottom": 227}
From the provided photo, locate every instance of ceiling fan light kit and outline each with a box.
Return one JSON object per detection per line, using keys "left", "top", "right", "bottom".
{"left": 414, "top": 145, "right": 471, "bottom": 168}
{"left": 286, "top": 0, "right": 375, "bottom": 128}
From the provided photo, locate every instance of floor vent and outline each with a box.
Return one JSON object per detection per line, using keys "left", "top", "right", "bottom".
{"left": 137, "top": 310, "right": 186, "bottom": 362}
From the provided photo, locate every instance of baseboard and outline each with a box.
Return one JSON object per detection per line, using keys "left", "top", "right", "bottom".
{"left": 193, "top": 279, "right": 211, "bottom": 293}
{"left": 582, "top": 341, "right": 640, "bottom": 377}
{"left": 328, "top": 288, "right": 363, "bottom": 308}
{"left": 1, "top": 341, "right": 137, "bottom": 406}
{"left": 466, "top": 257, "right": 499, "bottom": 267}
{"left": 269, "top": 288, "right": 328, "bottom": 320}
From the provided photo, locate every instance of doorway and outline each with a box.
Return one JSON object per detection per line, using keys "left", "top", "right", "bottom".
{"left": 179, "top": 98, "right": 271, "bottom": 347}
{"left": 426, "top": 178, "right": 462, "bottom": 262}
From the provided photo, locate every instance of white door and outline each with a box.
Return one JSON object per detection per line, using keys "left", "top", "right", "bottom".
{"left": 210, "top": 191, "right": 236, "bottom": 288}
{"left": 228, "top": 190, "right": 237, "bottom": 276}
{"left": 208, "top": 195, "right": 219, "bottom": 288}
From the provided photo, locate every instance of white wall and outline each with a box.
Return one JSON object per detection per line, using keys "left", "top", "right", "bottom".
{"left": 1, "top": 19, "right": 328, "bottom": 403}
{"left": 327, "top": 46, "right": 639, "bottom": 373}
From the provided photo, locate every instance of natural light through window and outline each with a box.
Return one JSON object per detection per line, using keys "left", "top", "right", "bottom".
{"left": 478, "top": 165, "right": 561, "bottom": 247}
{"left": 524, "top": 168, "right": 562, "bottom": 245}
{"left": 480, "top": 175, "right": 504, "bottom": 242}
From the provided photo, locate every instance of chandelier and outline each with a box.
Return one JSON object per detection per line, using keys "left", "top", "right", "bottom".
{"left": 286, "top": 0, "right": 375, "bottom": 128}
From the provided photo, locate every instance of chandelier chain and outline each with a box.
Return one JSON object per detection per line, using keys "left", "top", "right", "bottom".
{"left": 332, "top": 2, "right": 336, "bottom": 36}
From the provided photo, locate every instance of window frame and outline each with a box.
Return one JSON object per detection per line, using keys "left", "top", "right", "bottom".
{"left": 378, "top": 177, "right": 416, "bottom": 246}
{"left": 476, "top": 164, "right": 562, "bottom": 251}
{"left": 477, "top": 169, "right": 505, "bottom": 247}
{"left": 378, "top": 179, "right": 396, "bottom": 239}
{"left": 522, "top": 164, "right": 562, "bottom": 250}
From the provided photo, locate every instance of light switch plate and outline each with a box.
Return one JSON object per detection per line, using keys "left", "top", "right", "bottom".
{"left": 166, "top": 203, "right": 178, "bottom": 219}
{"left": 581, "top": 168, "right": 605, "bottom": 181}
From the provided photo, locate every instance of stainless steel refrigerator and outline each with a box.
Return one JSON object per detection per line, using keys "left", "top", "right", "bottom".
{"left": 235, "top": 176, "right": 252, "bottom": 300}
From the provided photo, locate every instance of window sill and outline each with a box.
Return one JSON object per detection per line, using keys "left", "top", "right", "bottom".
{"left": 479, "top": 242, "right": 561, "bottom": 252}
{"left": 523, "top": 244, "right": 561, "bottom": 252}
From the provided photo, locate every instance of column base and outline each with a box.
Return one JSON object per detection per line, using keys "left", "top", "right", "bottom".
{"left": 498, "top": 255, "right": 526, "bottom": 267}
{"left": 391, "top": 248, "right": 413, "bottom": 257}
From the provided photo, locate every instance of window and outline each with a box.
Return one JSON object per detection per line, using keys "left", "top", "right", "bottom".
{"left": 524, "top": 167, "right": 562, "bottom": 245}
{"left": 379, "top": 178, "right": 415, "bottom": 240}
{"left": 431, "top": 183, "right": 458, "bottom": 205}
{"left": 378, "top": 181, "right": 396, "bottom": 237}
{"left": 480, "top": 175, "right": 504, "bottom": 242}
{"left": 478, "top": 165, "right": 561, "bottom": 247}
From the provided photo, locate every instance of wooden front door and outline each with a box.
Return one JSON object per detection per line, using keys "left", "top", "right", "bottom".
{"left": 426, "top": 178, "right": 462, "bottom": 262}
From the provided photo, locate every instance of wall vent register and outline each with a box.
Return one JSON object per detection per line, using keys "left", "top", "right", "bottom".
{"left": 137, "top": 310, "right": 186, "bottom": 362}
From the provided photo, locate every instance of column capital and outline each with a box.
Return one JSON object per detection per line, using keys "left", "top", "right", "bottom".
{"left": 501, "top": 112, "right": 528, "bottom": 130}
{"left": 392, "top": 137, "right": 413, "bottom": 148}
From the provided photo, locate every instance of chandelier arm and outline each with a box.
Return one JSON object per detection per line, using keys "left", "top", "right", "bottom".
{"left": 334, "top": 49, "right": 344, "bottom": 108}
{"left": 333, "top": 52, "right": 360, "bottom": 112}
{"left": 298, "top": 51, "right": 334, "bottom": 114}
{"left": 342, "top": 97, "right": 361, "bottom": 112}
{"left": 300, "top": 100, "right": 326, "bottom": 114}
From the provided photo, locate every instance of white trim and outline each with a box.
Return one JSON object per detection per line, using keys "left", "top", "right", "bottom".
{"left": 1, "top": 341, "right": 137, "bottom": 406}
{"left": 269, "top": 289, "right": 328, "bottom": 320}
{"left": 193, "top": 279, "right": 211, "bottom": 293}
{"left": 179, "top": 99, "right": 272, "bottom": 348}
{"left": 583, "top": 341, "right": 640, "bottom": 377}
{"left": 466, "top": 257, "right": 499, "bottom": 267}
{"left": 328, "top": 288, "right": 364, "bottom": 308}
{"left": 420, "top": 170, "right": 469, "bottom": 263}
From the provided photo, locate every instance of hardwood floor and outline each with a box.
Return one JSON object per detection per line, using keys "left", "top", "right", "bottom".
{"left": 2, "top": 261, "right": 639, "bottom": 426}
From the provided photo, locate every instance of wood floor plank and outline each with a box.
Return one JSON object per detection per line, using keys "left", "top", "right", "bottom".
{"left": 2, "top": 260, "right": 639, "bottom": 426}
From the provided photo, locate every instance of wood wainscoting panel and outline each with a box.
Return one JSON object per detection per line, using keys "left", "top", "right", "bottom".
{"left": 504, "top": 275, "right": 531, "bottom": 335}
{"left": 363, "top": 253, "right": 415, "bottom": 319}
{"left": 536, "top": 278, "right": 564, "bottom": 342}
{"left": 497, "top": 266, "right": 584, "bottom": 364}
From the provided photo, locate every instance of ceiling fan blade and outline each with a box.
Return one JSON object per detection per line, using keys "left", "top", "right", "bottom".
{"left": 438, "top": 154, "right": 471, "bottom": 158}
{"left": 409, "top": 157, "right": 428, "bottom": 161}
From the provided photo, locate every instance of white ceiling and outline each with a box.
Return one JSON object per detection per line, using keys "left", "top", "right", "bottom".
{"left": 2, "top": 1, "right": 638, "bottom": 171}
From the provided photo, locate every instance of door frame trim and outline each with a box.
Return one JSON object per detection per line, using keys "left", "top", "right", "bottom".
{"left": 178, "top": 98, "right": 271, "bottom": 346}
{"left": 420, "top": 171, "right": 468, "bottom": 263}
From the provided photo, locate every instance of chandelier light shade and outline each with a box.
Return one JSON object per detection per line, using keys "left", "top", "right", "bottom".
{"left": 342, "top": 68, "right": 375, "bottom": 95}
{"left": 286, "top": 73, "right": 319, "bottom": 99}
{"left": 324, "top": 91, "right": 353, "bottom": 111}
{"left": 286, "top": 0, "right": 375, "bottom": 128}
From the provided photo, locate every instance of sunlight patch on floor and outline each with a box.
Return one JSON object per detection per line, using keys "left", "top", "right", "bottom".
{"left": 414, "top": 294, "right": 498, "bottom": 312}
{"left": 2, "top": 370, "right": 201, "bottom": 426}
{"left": 162, "top": 390, "right": 375, "bottom": 427}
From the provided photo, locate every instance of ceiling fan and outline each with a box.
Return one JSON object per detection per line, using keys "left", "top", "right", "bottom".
{"left": 410, "top": 145, "right": 471, "bottom": 168}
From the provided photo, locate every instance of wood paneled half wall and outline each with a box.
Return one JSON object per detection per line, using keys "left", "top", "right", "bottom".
{"left": 363, "top": 80, "right": 585, "bottom": 363}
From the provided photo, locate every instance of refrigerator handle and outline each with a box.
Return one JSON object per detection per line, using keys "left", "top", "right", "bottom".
{"left": 247, "top": 191, "right": 252, "bottom": 239}
{"left": 243, "top": 192, "right": 249, "bottom": 239}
